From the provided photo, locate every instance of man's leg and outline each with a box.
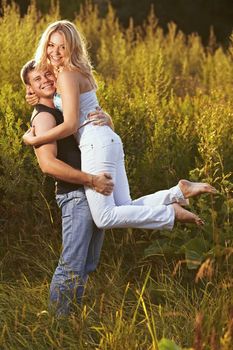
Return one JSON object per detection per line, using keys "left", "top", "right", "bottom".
{"left": 50, "top": 189, "right": 97, "bottom": 316}
{"left": 81, "top": 224, "right": 105, "bottom": 302}
{"left": 84, "top": 224, "right": 104, "bottom": 276}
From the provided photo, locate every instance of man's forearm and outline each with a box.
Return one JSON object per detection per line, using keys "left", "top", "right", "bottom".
{"left": 37, "top": 154, "right": 93, "bottom": 187}
{"left": 36, "top": 154, "right": 114, "bottom": 195}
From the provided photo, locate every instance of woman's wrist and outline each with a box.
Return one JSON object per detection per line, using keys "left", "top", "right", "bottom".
{"left": 32, "top": 136, "right": 40, "bottom": 147}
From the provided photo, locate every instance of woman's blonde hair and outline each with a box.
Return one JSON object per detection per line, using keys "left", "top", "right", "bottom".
{"left": 35, "top": 20, "right": 96, "bottom": 88}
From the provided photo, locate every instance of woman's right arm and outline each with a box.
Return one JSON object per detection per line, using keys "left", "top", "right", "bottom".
{"left": 23, "top": 70, "right": 80, "bottom": 146}
{"left": 25, "top": 85, "right": 39, "bottom": 106}
{"left": 33, "top": 112, "right": 114, "bottom": 195}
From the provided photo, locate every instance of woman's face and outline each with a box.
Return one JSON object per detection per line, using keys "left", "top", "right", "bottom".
{"left": 47, "top": 31, "right": 66, "bottom": 68}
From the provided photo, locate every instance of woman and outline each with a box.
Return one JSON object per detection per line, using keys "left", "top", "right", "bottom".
{"left": 23, "top": 20, "right": 216, "bottom": 229}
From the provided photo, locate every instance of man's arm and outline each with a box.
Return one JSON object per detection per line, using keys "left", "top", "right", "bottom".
{"left": 89, "top": 108, "right": 114, "bottom": 130}
{"left": 32, "top": 112, "right": 114, "bottom": 195}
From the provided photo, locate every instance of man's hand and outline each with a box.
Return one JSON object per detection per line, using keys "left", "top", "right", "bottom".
{"left": 92, "top": 173, "right": 114, "bottom": 195}
{"left": 88, "top": 107, "right": 114, "bottom": 130}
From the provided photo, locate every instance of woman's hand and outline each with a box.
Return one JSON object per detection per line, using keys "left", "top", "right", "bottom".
{"left": 26, "top": 87, "right": 39, "bottom": 106}
{"left": 88, "top": 107, "right": 114, "bottom": 129}
{"left": 22, "top": 126, "right": 37, "bottom": 146}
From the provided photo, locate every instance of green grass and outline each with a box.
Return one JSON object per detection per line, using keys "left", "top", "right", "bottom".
{"left": 0, "top": 229, "right": 232, "bottom": 350}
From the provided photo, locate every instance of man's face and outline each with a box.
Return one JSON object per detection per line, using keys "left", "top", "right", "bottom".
{"left": 27, "top": 69, "right": 56, "bottom": 98}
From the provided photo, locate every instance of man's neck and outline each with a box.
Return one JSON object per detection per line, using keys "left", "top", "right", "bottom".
{"left": 38, "top": 96, "right": 54, "bottom": 108}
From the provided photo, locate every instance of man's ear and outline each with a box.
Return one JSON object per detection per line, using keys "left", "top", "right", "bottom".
{"left": 26, "top": 84, "right": 34, "bottom": 95}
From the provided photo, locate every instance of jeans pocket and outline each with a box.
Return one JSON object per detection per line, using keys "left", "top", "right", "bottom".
{"left": 74, "top": 196, "right": 87, "bottom": 206}
{"left": 56, "top": 190, "right": 86, "bottom": 208}
{"left": 56, "top": 194, "right": 67, "bottom": 208}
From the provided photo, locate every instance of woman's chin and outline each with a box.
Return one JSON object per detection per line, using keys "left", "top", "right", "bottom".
{"left": 49, "top": 59, "right": 62, "bottom": 68}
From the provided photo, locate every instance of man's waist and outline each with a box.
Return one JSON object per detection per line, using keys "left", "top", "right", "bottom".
{"left": 55, "top": 180, "right": 83, "bottom": 195}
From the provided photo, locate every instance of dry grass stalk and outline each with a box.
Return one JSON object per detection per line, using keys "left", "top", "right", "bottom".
{"left": 193, "top": 312, "right": 204, "bottom": 350}
{"left": 210, "top": 327, "right": 218, "bottom": 350}
{"left": 195, "top": 258, "right": 214, "bottom": 283}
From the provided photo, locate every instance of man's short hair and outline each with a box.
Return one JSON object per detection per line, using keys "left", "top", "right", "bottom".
{"left": 20, "top": 59, "right": 36, "bottom": 85}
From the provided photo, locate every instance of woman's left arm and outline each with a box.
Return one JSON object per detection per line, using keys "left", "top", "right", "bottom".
{"left": 23, "top": 70, "right": 80, "bottom": 146}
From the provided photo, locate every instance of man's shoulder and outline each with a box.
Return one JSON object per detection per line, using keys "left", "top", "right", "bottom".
{"left": 33, "top": 103, "right": 57, "bottom": 114}
{"left": 31, "top": 104, "right": 57, "bottom": 125}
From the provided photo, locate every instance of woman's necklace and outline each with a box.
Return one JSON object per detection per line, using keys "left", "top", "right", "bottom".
{"left": 54, "top": 65, "right": 64, "bottom": 78}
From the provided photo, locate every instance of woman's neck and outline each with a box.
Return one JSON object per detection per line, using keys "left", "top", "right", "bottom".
{"left": 53, "top": 65, "right": 64, "bottom": 78}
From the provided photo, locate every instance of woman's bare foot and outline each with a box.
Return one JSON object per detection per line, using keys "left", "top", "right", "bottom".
{"left": 173, "top": 203, "right": 204, "bottom": 226}
{"left": 178, "top": 179, "right": 217, "bottom": 199}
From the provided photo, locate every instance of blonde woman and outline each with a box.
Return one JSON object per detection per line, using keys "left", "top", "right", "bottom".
{"left": 23, "top": 20, "right": 216, "bottom": 230}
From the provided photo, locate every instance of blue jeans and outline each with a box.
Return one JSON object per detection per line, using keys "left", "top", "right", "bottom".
{"left": 50, "top": 189, "right": 104, "bottom": 316}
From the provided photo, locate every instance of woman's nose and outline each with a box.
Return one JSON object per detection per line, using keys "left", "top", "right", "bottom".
{"left": 54, "top": 46, "right": 60, "bottom": 55}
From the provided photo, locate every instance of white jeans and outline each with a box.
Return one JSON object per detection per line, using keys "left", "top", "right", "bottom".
{"left": 79, "top": 126, "right": 187, "bottom": 230}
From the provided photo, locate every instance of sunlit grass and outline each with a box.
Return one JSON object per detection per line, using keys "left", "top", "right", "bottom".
{"left": 0, "top": 231, "right": 232, "bottom": 349}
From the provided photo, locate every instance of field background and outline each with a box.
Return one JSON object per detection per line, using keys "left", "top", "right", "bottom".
{"left": 0, "top": 1, "right": 233, "bottom": 349}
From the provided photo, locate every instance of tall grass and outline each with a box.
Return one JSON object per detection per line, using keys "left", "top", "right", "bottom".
{"left": 1, "top": 232, "right": 232, "bottom": 349}
{"left": 0, "top": 1, "right": 232, "bottom": 348}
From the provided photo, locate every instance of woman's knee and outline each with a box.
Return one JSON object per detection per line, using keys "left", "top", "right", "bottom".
{"left": 93, "top": 212, "right": 113, "bottom": 229}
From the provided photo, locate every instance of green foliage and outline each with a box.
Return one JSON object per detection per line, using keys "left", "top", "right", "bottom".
{"left": 158, "top": 338, "right": 182, "bottom": 350}
{"left": 0, "top": 1, "right": 232, "bottom": 349}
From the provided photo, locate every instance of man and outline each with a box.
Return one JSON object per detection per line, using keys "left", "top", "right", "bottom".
{"left": 21, "top": 60, "right": 114, "bottom": 316}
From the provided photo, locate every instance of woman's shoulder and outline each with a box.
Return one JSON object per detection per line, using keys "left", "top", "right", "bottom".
{"left": 58, "top": 67, "right": 77, "bottom": 77}
{"left": 57, "top": 68, "right": 93, "bottom": 93}
{"left": 58, "top": 68, "right": 85, "bottom": 82}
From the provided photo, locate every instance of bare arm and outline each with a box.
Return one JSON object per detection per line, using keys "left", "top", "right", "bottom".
{"left": 33, "top": 112, "right": 114, "bottom": 194}
{"left": 24, "top": 71, "right": 79, "bottom": 147}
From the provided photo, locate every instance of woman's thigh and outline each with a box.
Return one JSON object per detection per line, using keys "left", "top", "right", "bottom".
{"left": 80, "top": 137, "right": 132, "bottom": 218}
{"left": 113, "top": 145, "right": 132, "bottom": 205}
{"left": 80, "top": 138, "right": 120, "bottom": 179}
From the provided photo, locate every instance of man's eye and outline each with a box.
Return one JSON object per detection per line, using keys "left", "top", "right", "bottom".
{"left": 48, "top": 43, "right": 54, "bottom": 47}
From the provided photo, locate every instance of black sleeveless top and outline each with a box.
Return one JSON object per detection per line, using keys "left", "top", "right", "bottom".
{"left": 31, "top": 104, "right": 82, "bottom": 194}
